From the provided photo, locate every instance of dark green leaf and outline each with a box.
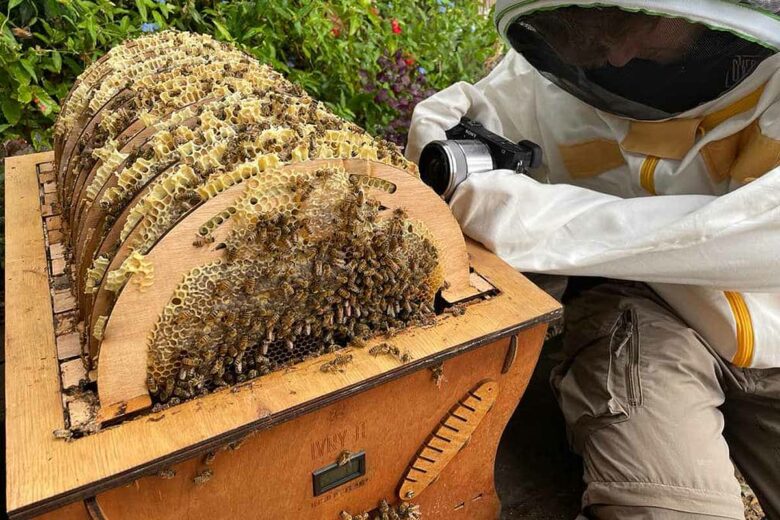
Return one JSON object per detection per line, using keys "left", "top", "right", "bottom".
{"left": 16, "top": 84, "right": 32, "bottom": 103}
{"left": 51, "top": 50, "right": 62, "bottom": 73}
{"left": 1, "top": 98, "right": 22, "bottom": 125}
{"left": 212, "top": 20, "right": 232, "bottom": 41}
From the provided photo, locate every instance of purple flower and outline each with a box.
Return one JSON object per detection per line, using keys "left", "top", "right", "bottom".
{"left": 375, "top": 89, "right": 390, "bottom": 102}
{"left": 417, "top": 66, "right": 427, "bottom": 75}
{"left": 141, "top": 22, "right": 159, "bottom": 33}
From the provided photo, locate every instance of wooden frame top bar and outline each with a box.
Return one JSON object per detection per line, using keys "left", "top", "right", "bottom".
{"left": 4, "top": 152, "right": 561, "bottom": 519}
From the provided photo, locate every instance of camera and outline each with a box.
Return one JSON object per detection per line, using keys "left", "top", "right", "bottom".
{"left": 418, "top": 117, "right": 542, "bottom": 200}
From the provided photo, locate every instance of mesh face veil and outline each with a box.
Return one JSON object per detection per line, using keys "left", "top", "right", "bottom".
{"left": 495, "top": 1, "right": 780, "bottom": 120}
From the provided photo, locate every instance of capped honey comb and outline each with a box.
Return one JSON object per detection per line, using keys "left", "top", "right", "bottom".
{"left": 54, "top": 31, "right": 442, "bottom": 407}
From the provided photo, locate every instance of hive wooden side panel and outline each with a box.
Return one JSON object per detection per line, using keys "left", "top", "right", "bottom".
{"left": 5, "top": 153, "right": 74, "bottom": 515}
{"left": 6, "top": 152, "right": 562, "bottom": 520}
{"left": 32, "top": 501, "right": 90, "bottom": 520}
{"left": 91, "top": 326, "right": 546, "bottom": 520}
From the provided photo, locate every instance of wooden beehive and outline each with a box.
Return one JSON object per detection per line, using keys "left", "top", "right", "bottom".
{"left": 6, "top": 151, "right": 560, "bottom": 520}
{"left": 52, "top": 31, "right": 491, "bottom": 421}
{"left": 5, "top": 31, "right": 561, "bottom": 520}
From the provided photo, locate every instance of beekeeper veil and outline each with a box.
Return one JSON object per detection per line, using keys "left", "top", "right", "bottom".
{"left": 495, "top": 1, "right": 780, "bottom": 120}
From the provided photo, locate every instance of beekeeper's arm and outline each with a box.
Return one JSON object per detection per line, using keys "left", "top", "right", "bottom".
{"left": 449, "top": 166, "right": 780, "bottom": 292}
{"left": 407, "top": 57, "right": 780, "bottom": 293}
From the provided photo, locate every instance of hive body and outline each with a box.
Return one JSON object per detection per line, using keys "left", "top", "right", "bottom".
{"left": 54, "top": 31, "right": 448, "bottom": 408}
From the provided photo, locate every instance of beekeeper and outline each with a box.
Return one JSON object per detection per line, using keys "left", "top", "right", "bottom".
{"left": 407, "top": 1, "right": 780, "bottom": 517}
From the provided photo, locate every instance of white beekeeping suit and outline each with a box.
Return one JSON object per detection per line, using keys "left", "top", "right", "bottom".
{"left": 408, "top": 0, "right": 780, "bottom": 369}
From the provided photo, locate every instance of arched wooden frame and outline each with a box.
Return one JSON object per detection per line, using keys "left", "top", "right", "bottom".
{"left": 97, "top": 159, "right": 478, "bottom": 420}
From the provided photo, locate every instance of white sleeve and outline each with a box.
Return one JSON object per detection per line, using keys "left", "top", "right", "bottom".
{"left": 405, "top": 52, "right": 544, "bottom": 166}
{"left": 450, "top": 168, "right": 780, "bottom": 292}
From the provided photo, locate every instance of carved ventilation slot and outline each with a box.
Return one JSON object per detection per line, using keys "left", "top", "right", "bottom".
{"left": 398, "top": 380, "right": 499, "bottom": 501}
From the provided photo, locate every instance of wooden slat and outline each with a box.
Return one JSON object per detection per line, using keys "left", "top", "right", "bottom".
{"left": 50, "top": 243, "right": 65, "bottom": 260}
{"left": 54, "top": 312, "right": 79, "bottom": 336}
{"left": 48, "top": 229, "right": 64, "bottom": 243}
{"left": 51, "top": 257, "right": 66, "bottom": 276}
{"left": 57, "top": 333, "right": 82, "bottom": 360}
{"left": 46, "top": 216, "right": 62, "bottom": 231}
{"left": 4, "top": 152, "right": 561, "bottom": 518}
{"left": 61, "top": 359, "right": 87, "bottom": 389}
{"left": 67, "top": 398, "right": 97, "bottom": 430}
{"left": 53, "top": 290, "right": 76, "bottom": 314}
{"left": 38, "top": 161, "right": 55, "bottom": 174}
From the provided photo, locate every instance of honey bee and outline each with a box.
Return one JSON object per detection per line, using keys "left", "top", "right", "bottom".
{"left": 173, "top": 386, "right": 191, "bottom": 399}
{"left": 175, "top": 308, "right": 195, "bottom": 323}
{"left": 157, "top": 468, "right": 176, "bottom": 480}
{"left": 203, "top": 450, "right": 217, "bottom": 466}
{"left": 223, "top": 311, "right": 238, "bottom": 327}
{"left": 193, "top": 468, "right": 213, "bottom": 486}
{"left": 214, "top": 279, "right": 231, "bottom": 295}
{"left": 242, "top": 277, "right": 257, "bottom": 294}
{"left": 160, "top": 380, "right": 174, "bottom": 402}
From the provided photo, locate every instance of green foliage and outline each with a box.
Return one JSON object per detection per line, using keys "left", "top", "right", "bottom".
{"left": 0, "top": 0, "right": 501, "bottom": 150}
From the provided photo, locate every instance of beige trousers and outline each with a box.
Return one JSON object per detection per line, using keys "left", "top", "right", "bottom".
{"left": 550, "top": 280, "right": 780, "bottom": 520}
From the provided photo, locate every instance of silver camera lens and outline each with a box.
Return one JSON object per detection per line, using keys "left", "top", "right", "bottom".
{"left": 419, "top": 140, "right": 495, "bottom": 200}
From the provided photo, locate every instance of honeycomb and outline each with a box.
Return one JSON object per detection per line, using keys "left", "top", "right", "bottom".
{"left": 54, "top": 31, "right": 437, "bottom": 407}
{"left": 147, "top": 166, "right": 440, "bottom": 403}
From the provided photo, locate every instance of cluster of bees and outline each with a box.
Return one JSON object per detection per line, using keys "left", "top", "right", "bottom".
{"left": 341, "top": 500, "right": 422, "bottom": 520}
{"left": 148, "top": 166, "right": 440, "bottom": 403}
{"left": 54, "top": 31, "right": 441, "bottom": 406}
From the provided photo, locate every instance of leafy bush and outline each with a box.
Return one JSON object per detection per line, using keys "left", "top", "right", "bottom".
{"left": 0, "top": 0, "right": 501, "bottom": 151}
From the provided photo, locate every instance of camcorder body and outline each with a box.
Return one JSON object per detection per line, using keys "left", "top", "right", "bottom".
{"left": 419, "top": 117, "right": 542, "bottom": 200}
